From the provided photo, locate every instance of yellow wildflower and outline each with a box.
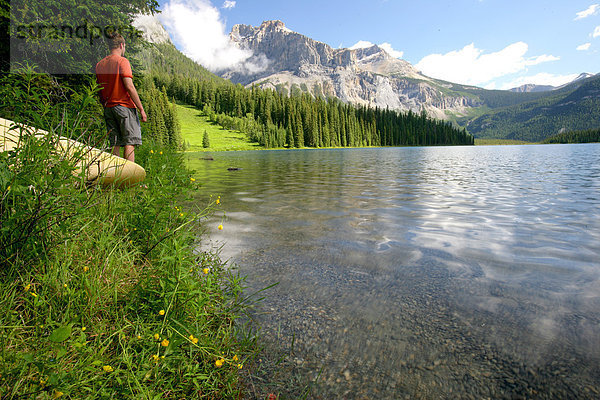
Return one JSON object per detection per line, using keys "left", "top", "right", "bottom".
{"left": 215, "top": 359, "right": 224, "bottom": 367}
{"left": 203, "top": 268, "right": 209, "bottom": 275}
{"left": 159, "top": 309, "right": 165, "bottom": 316}
{"left": 179, "top": 213, "right": 184, "bottom": 217}
{"left": 6, "top": 186, "right": 10, "bottom": 192}
{"left": 39, "top": 378, "right": 47, "bottom": 386}
{"left": 190, "top": 177, "right": 196, "bottom": 182}
{"left": 154, "top": 333, "right": 160, "bottom": 340}
{"left": 189, "top": 335, "right": 199, "bottom": 344}
{"left": 81, "top": 327, "right": 86, "bottom": 332}
{"left": 53, "top": 390, "right": 64, "bottom": 398}
{"left": 24, "top": 284, "right": 31, "bottom": 292}
{"left": 102, "top": 365, "right": 113, "bottom": 372}
{"left": 159, "top": 151, "right": 163, "bottom": 155}
{"left": 161, "top": 339, "right": 169, "bottom": 347}
{"left": 63, "top": 284, "right": 67, "bottom": 288}
{"left": 30, "top": 292, "right": 38, "bottom": 298}
{"left": 237, "top": 364, "right": 243, "bottom": 369}
{"left": 233, "top": 355, "right": 239, "bottom": 362}
{"left": 136, "top": 335, "right": 141, "bottom": 339}
{"left": 152, "top": 354, "right": 159, "bottom": 362}
{"left": 83, "top": 266, "right": 89, "bottom": 272}
{"left": 150, "top": 150, "right": 154, "bottom": 154}
{"left": 216, "top": 198, "right": 220, "bottom": 205}
{"left": 217, "top": 224, "right": 223, "bottom": 230}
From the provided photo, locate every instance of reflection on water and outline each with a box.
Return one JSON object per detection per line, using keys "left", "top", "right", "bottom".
{"left": 188, "top": 144, "right": 600, "bottom": 398}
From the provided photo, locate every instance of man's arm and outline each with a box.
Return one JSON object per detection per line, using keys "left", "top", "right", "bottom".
{"left": 122, "top": 77, "right": 147, "bottom": 122}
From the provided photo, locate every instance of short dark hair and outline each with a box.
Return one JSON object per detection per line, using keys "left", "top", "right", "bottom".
{"left": 106, "top": 32, "right": 125, "bottom": 50}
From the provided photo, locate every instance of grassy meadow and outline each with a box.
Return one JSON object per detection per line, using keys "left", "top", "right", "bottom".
{"left": 176, "top": 104, "right": 263, "bottom": 152}
{"left": 474, "top": 138, "right": 533, "bottom": 145}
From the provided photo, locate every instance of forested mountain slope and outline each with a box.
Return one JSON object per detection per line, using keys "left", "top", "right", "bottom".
{"left": 138, "top": 41, "right": 474, "bottom": 148}
{"left": 465, "top": 75, "right": 600, "bottom": 142}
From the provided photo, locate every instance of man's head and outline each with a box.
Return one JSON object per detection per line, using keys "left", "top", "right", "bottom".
{"left": 106, "top": 32, "right": 125, "bottom": 55}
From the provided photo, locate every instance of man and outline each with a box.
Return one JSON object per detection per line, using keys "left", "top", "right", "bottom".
{"left": 95, "top": 32, "right": 147, "bottom": 162}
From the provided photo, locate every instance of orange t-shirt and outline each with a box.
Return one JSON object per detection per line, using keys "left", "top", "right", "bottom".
{"left": 95, "top": 54, "right": 136, "bottom": 109}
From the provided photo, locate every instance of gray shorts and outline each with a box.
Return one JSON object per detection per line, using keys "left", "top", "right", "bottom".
{"left": 104, "top": 105, "right": 142, "bottom": 147}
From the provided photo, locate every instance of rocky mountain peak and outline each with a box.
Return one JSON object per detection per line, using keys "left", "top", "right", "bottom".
{"left": 227, "top": 20, "right": 419, "bottom": 81}
{"left": 132, "top": 14, "right": 171, "bottom": 44}
{"left": 221, "top": 20, "right": 481, "bottom": 119}
{"left": 259, "top": 20, "right": 291, "bottom": 32}
{"left": 573, "top": 72, "right": 595, "bottom": 82}
{"left": 230, "top": 20, "right": 293, "bottom": 42}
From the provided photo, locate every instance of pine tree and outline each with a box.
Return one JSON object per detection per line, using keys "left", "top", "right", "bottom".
{"left": 202, "top": 130, "right": 210, "bottom": 148}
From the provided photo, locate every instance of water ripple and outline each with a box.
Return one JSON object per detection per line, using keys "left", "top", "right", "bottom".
{"left": 188, "top": 144, "right": 600, "bottom": 398}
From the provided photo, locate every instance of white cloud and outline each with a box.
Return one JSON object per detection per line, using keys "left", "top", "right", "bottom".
{"left": 594, "top": 26, "right": 600, "bottom": 38}
{"left": 222, "top": 0, "right": 236, "bottom": 9}
{"left": 160, "top": 0, "right": 266, "bottom": 73}
{"left": 349, "top": 40, "right": 375, "bottom": 49}
{"left": 577, "top": 42, "right": 592, "bottom": 51}
{"left": 379, "top": 43, "right": 404, "bottom": 59}
{"left": 415, "top": 42, "right": 559, "bottom": 86}
{"left": 500, "top": 73, "right": 580, "bottom": 91}
{"left": 349, "top": 40, "right": 404, "bottom": 58}
{"left": 575, "top": 4, "right": 599, "bottom": 20}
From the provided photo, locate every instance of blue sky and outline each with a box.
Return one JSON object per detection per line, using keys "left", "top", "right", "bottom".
{"left": 156, "top": 0, "right": 600, "bottom": 90}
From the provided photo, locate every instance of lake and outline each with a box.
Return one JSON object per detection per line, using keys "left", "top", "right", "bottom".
{"left": 187, "top": 144, "right": 600, "bottom": 399}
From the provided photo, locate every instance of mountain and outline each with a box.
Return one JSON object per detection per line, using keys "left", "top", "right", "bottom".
{"left": 561, "top": 73, "right": 596, "bottom": 88}
{"left": 509, "top": 73, "right": 596, "bottom": 93}
{"left": 509, "top": 84, "right": 556, "bottom": 93}
{"left": 221, "top": 20, "right": 482, "bottom": 120}
{"left": 131, "top": 17, "right": 474, "bottom": 149}
{"left": 133, "top": 14, "right": 171, "bottom": 45}
{"left": 467, "top": 74, "right": 600, "bottom": 141}
{"left": 134, "top": 16, "right": 599, "bottom": 142}
{"left": 221, "top": 21, "right": 600, "bottom": 141}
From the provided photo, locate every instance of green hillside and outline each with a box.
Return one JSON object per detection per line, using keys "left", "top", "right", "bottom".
{"left": 139, "top": 42, "right": 225, "bottom": 83}
{"left": 465, "top": 75, "right": 600, "bottom": 141}
{"left": 175, "top": 103, "right": 262, "bottom": 151}
{"left": 542, "top": 127, "right": 600, "bottom": 144}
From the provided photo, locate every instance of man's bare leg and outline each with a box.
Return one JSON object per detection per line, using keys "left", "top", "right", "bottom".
{"left": 123, "top": 145, "right": 135, "bottom": 162}
{"left": 112, "top": 146, "right": 121, "bottom": 157}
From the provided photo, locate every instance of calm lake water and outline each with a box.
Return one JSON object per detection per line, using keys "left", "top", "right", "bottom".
{"left": 188, "top": 144, "right": 600, "bottom": 399}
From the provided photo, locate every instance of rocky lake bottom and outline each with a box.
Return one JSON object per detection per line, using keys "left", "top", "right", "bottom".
{"left": 191, "top": 144, "right": 600, "bottom": 399}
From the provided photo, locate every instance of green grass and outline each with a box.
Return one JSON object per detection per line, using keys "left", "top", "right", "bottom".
{"left": 1, "top": 136, "right": 257, "bottom": 399}
{"left": 0, "top": 72, "right": 259, "bottom": 399}
{"left": 474, "top": 138, "right": 534, "bottom": 145}
{"left": 175, "top": 103, "right": 263, "bottom": 152}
